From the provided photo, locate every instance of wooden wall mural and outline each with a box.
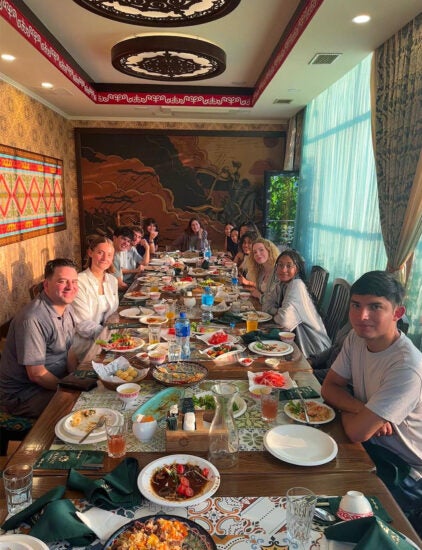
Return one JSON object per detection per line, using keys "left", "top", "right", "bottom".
{"left": 75, "top": 130, "right": 285, "bottom": 249}
{"left": 0, "top": 144, "right": 65, "bottom": 246}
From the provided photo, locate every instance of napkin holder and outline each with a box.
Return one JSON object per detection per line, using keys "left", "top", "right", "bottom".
{"left": 165, "top": 410, "right": 213, "bottom": 452}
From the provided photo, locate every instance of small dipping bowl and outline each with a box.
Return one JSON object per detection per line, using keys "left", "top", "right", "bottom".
{"left": 150, "top": 291, "right": 161, "bottom": 301}
{"left": 238, "top": 357, "right": 254, "bottom": 367}
{"left": 239, "top": 292, "right": 250, "bottom": 301}
{"left": 265, "top": 358, "right": 279, "bottom": 369}
{"left": 132, "top": 414, "right": 158, "bottom": 442}
{"left": 148, "top": 349, "right": 167, "bottom": 365}
{"left": 161, "top": 276, "right": 172, "bottom": 284}
{"left": 337, "top": 491, "right": 374, "bottom": 521}
{"left": 153, "top": 303, "right": 167, "bottom": 315}
{"left": 116, "top": 382, "right": 140, "bottom": 405}
{"left": 279, "top": 331, "right": 295, "bottom": 343}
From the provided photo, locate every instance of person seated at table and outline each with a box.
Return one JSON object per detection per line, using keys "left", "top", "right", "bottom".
{"left": 0, "top": 258, "right": 79, "bottom": 417}
{"left": 233, "top": 231, "right": 258, "bottom": 276}
{"left": 226, "top": 227, "right": 239, "bottom": 258}
{"left": 240, "top": 237, "right": 280, "bottom": 299}
{"left": 261, "top": 249, "right": 331, "bottom": 358}
{"left": 71, "top": 235, "right": 119, "bottom": 361}
{"left": 173, "top": 217, "right": 208, "bottom": 252}
{"left": 130, "top": 225, "right": 150, "bottom": 268}
{"left": 238, "top": 220, "right": 261, "bottom": 239}
{"left": 142, "top": 217, "right": 159, "bottom": 254}
{"left": 112, "top": 226, "right": 145, "bottom": 291}
{"left": 321, "top": 271, "right": 422, "bottom": 533}
{"left": 223, "top": 221, "right": 234, "bottom": 251}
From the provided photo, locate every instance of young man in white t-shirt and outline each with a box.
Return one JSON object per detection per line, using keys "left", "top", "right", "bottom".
{"left": 322, "top": 270, "right": 422, "bottom": 534}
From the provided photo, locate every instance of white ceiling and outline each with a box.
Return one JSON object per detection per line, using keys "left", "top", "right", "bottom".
{"left": 0, "top": 0, "right": 420, "bottom": 123}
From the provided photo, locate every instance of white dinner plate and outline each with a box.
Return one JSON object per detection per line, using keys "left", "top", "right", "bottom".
{"left": 101, "top": 337, "right": 145, "bottom": 353}
{"left": 194, "top": 391, "right": 247, "bottom": 419}
{"left": 182, "top": 257, "right": 200, "bottom": 264}
{"left": 196, "top": 330, "right": 239, "bottom": 345}
{"left": 124, "top": 290, "right": 150, "bottom": 300}
{"left": 202, "top": 343, "right": 245, "bottom": 360}
{"left": 211, "top": 303, "right": 231, "bottom": 313}
{"left": 248, "top": 340, "right": 294, "bottom": 357}
{"left": 0, "top": 535, "right": 49, "bottom": 550}
{"left": 119, "top": 307, "right": 153, "bottom": 318}
{"left": 55, "top": 408, "right": 123, "bottom": 444}
{"left": 263, "top": 424, "right": 338, "bottom": 466}
{"left": 284, "top": 400, "right": 336, "bottom": 425}
{"left": 240, "top": 311, "right": 272, "bottom": 322}
{"left": 149, "top": 258, "right": 166, "bottom": 265}
{"left": 137, "top": 454, "right": 220, "bottom": 507}
{"left": 138, "top": 315, "right": 168, "bottom": 325}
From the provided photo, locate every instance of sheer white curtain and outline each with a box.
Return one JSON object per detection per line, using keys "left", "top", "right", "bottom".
{"left": 295, "top": 54, "right": 387, "bottom": 305}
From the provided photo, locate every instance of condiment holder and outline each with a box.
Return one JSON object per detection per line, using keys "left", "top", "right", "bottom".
{"left": 337, "top": 490, "right": 374, "bottom": 521}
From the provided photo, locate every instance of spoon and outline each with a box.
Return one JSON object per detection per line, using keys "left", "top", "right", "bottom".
{"left": 313, "top": 507, "right": 337, "bottom": 524}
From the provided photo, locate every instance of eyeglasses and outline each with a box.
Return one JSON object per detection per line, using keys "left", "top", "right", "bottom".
{"left": 276, "top": 262, "right": 296, "bottom": 270}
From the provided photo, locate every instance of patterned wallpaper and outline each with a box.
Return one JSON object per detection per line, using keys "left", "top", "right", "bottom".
{"left": 0, "top": 79, "right": 286, "bottom": 327}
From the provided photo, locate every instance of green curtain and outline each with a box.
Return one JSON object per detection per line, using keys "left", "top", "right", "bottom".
{"left": 295, "top": 54, "right": 386, "bottom": 305}
{"left": 371, "top": 15, "right": 422, "bottom": 282}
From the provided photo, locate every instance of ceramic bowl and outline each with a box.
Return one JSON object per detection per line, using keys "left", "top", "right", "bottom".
{"left": 148, "top": 350, "right": 167, "bottom": 365}
{"left": 239, "top": 292, "right": 250, "bottom": 301}
{"left": 337, "top": 491, "right": 374, "bottom": 521}
{"left": 150, "top": 291, "right": 161, "bottom": 301}
{"left": 116, "top": 382, "right": 141, "bottom": 404}
{"left": 132, "top": 414, "right": 158, "bottom": 442}
{"left": 279, "top": 331, "right": 295, "bottom": 342}
{"left": 153, "top": 303, "right": 167, "bottom": 315}
{"left": 264, "top": 358, "right": 280, "bottom": 369}
{"left": 238, "top": 357, "right": 254, "bottom": 367}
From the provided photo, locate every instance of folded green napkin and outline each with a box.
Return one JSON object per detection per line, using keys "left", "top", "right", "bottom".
{"left": 34, "top": 450, "right": 104, "bottom": 470}
{"left": 325, "top": 516, "right": 415, "bottom": 549}
{"left": 67, "top": 457, "right": 143, "bottom": 510}
{"left": 1, "top": 486, "right": 65, "bottom": 531}
{"left": 241, "top": 328, "right": 281, "bottom": 345}
{"left": 30, "top": 499, "right": 96, "bottom": 545}
{"left": 72, "top": 369, "right": 98, "bottom": 379}
{"left": 213, "top": 312, "right": 243, "bottom": 325}
{"left": 321, "top": 495, "right": 391, "bottom": 523}
{"left": 279, "top": 386, "right": 320, "bottom": 401}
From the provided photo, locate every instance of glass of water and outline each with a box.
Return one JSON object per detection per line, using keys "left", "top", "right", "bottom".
{"left": 3, "top": 463, "right": 33, "bottom": 515}
{"left": 286, "top": 487, "right": 317, "bottom": 548}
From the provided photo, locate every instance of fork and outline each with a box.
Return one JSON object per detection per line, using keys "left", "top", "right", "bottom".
{"left": 78, "top": 415, "right": 106, "bottom": 443}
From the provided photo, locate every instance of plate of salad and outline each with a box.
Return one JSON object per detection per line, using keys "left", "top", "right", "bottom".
{"left": 96, "top": 333, "right": 145, "bottom": 353}
{"left": 248, "top": 340, "right": 293, "bottom": 357}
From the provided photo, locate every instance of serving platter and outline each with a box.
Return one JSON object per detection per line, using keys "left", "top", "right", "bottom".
{"left": 101, "top": 336, "right": 145, "bottom": 353}
{"left": 137, "top": 454, "right": 220, "bottom": 507}
{"left": 202, "top": 343, "right": 245, "bottom": 360}
{"left": 124, "top": 290, "right": 150, "bottom": 300}
{"left": 193, "top": 390, "right": 247, "bottom": 419}
{"left": 152, "top": 361, "right": 208, "bottom": 386}
{"left": 132, "top": 387, "right": 184, "bottom": 422}
{"left": 248, "top": 340, "right": 293, "bottom": 357}
{"left": 138, "top": 315, "right": 168, "bottom": 325}
{"left": 284, "top": 400, "right": 336, "bottom": 425}
{"left": 119, "top": 307, "right": 153, "bottom": 318}
{"left": 196, "top": 330, "right": 239, "bottom": 345}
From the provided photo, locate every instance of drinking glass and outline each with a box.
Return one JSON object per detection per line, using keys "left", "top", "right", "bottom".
{"left": 106, "top": 417, "right": 127, "bottom": 458}
{"left": 3, "top": 464, "right": 33, "bottom": 514}
{"left": 246, "top": 311, "right": 259, "bottom": 332}
{"left": 286, "top": 487, "right": 317, "bottom": 548}
{"left": 260, "top": 387, "right": 279, "bottom": 421}
{"left": 166, "top": 299, "right": 176, "bottom": 327}
{"left": 168, "top": 340, "right": 182, "bottom": 362}
{"left": 148, "top": 324, "right": 161, "bottom": 344}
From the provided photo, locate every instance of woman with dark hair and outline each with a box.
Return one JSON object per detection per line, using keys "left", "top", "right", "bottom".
{"left": 71, "top": 235, "right": 119, "bottom": 360}
{"left": 233, "top": 231, "right": 258, "bottom": 275}
{"left": 227, "top": 227, "right": 239, "bottom": 258}
{"left": 262, "top": 249, "right": 331, "bottom": 358}
{"left": 173, "top": 217, "right": 208, "bottom": 252}
{"left": 142, "top": 217, "right": 159, "bottom": 254}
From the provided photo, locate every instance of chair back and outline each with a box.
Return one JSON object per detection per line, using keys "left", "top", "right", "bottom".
{"left": 308, "top": 265, "right": 329, "bottom": 309}
{"left": 323, "top": 278, "right": 351, "bottom": 341}
{"left": 116, "top": 210, "right": 142, "bottom": 227}
{"left": 29, "top": 282, "right": 43, "bottom": 299}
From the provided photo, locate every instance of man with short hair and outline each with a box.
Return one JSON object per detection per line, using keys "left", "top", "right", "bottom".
{"left": 322, "top": 270, "right": 422, "bottom": 531}
{"left": 0, "top": 258, "right": 79, "bottom": 417}
{"left": 112, "top": 226, "right": 146, "bottom": 290}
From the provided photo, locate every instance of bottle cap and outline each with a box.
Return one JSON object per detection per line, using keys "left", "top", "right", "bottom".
{"left": 180, "top": 312, "right": 187, "bottom": 318}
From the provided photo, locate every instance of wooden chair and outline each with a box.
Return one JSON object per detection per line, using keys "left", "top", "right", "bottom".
{"left": 308, "top": 265, "right": 329, "bottom": 309}
{"left": 116, "top": 210, "right": 142, "bottom": 227}
{"left": 323, "top": 278, "right": 351, "bottom": 341}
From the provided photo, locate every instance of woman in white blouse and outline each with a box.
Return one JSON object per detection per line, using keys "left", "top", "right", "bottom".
{"left": 71, "top": 235, "right": 119, "bottom": 360}
{"left": 241, "top": 237, "right": 280, "bottom": 299}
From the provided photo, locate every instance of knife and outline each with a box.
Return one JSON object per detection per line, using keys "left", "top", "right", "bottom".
{"left": 78, "top": 415, "right": 106, "bottom": 444}
{"left": 295, "top": 387, "right": 311, "bottom": 424}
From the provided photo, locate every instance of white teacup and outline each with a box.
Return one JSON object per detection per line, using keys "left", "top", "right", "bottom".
{"left": 337, "top": 490, "right": 374, "bottom": 521}
{"left": 133, "top": 415, "right": 158, "bottom": 442}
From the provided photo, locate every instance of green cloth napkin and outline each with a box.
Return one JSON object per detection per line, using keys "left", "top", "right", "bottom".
{"left": 321, "top": 495, "right": 391, "bottom": 523}
{"left": 213, "top": 312, "right": 243, "bottom": 325}
{"left": 279, "top": 386, "right": 320, "bottom": 400}
{"left": 30, "top": 499, "right": 96, "bottom": 545}
{"left": 67, "top": 457, "right": 143, "bottom": 510}
{"left": 241, "top": 328, "right": 282, "bottom": 344}
{"left": 1, "top": 486, "right": 65, "bottom": 531}
{"left": 34, "top": 450, "right": 104, "bottom": 470}
{"left": 325, "top": 516, "right": 415, "bottom": 549}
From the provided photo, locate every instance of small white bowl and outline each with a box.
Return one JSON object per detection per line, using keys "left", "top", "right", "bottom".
{"left": 337, "top": 491, "right": 374, "bottom": 521}
{"left": 238, "top": 357, "right": 254, "bottom": 367}
{"left": 116, "top": 382, "right": 141, "bottom": 404}
{"left": 148, "top": 350, "right": 167, "bottom": 365}
{"left": 153, "top": 303, "right": 167, "bottom": 315}
{"left": 133, "top": 414, "right": 158, "bottom": 442}
{"left": 279, "top": 331, "right": 295, "bottom": 342}
{"left": 264, "top": 358, "right": 279, "bottom": 369}
{"left": 150, "top": 291, "right": 161, "bottom": 301}
{"left": 239, "top": 292, "right": 250, "bottom": 301}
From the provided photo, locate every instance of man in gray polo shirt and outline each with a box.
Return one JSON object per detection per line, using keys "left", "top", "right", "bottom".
{"left": 0, "top": 258, "right": 79, "bottom": 417}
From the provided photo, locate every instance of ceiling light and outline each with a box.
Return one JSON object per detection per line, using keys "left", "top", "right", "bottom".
{"left": 112, "top": 35, "right": 226, "bottom": 81}
{"left": 1, "top": 54, "right": 16, "bottom": 61}
{"left": 352, "top": 14, "right": 371, "bottom": 24}
{"left": 41, "top": 82, "right": 54, "bottom": 89}
{"left": 72, "top": 0, "right": 240, "bottom": 26}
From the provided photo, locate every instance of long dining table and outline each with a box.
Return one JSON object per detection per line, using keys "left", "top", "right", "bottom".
{"left": 1, "top": 260, "right": 421, "bottom": 548}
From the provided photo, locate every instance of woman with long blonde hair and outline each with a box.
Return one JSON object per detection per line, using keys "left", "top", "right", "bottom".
{"left": 241, "top": 237, "right": 280, "bottom": 300}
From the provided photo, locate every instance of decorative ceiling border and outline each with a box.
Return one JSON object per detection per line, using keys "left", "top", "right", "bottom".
{"left": 0, "top": 0, "right": 323, "bottom": 109}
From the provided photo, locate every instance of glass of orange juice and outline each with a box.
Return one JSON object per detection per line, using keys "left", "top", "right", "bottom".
{"left": 105, "top": 417, "right": 127, "bottom": 458}
{"left": 246, "top": 311, "right": 259, "bottom": 332}
{"left": 166, "top": 299, "right": 176, "bottom": 327}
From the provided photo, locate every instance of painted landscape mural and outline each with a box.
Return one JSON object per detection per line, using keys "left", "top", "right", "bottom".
{"left": 76, "top": 131, "right": 285, "bottom": 250}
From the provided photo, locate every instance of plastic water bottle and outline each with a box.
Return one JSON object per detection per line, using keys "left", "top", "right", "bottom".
{"left": 204, "top": 240, "right": 212, "bottom": 261}
{"left": 231, "top": 264, "right": 239, "bottom": 288}
{"left": 201, "top": 286, "right": 214, "bottom": 324}
{"left": 175, "top": 311, "right": 191, "bottom": 360}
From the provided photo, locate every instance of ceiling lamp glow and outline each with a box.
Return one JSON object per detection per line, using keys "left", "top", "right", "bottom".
{"left": 352, "top": 14, "right": 371, "bottom": 24}
{"left": 73, "top": 0, "right": 240, "bottom": 26}
{"left": 112, "top": 35, "right": 226, "bottom": 81}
